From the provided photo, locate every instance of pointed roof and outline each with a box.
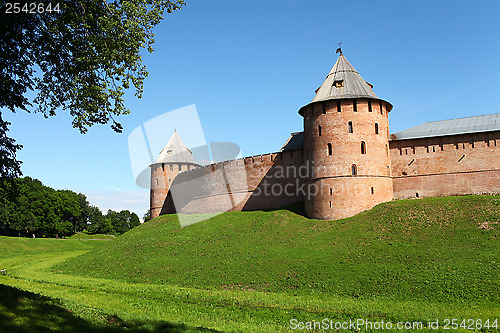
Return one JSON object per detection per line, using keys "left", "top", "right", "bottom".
{"left": 299, "top": 53, "right": 392, "bottom": 114}
{"left": 153, "top": 130, "right": 197, "bottom": 164}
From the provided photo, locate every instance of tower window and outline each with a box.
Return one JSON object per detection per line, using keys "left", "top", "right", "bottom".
{"left": 380, "top": 101, "right": 383, "bottom": 115}
{"left": 361, "top": 141, "right": 367, "bottom": 154}
{"left": 330, "top": 188, "right": 332, "bottom": 195}
{"left": 156, "top": 178, "right": 158, "bottom": 185}
{"left": 178, "top": 164, "right": 182, "bottom": 171}
{"left": 368, "top": 100, "right": 372, "bottom": 112}
{"left": 327, "top": 143, "right": 333, "bottom": 156}
{"left": 170, "top": 165, "right": 173, "bottom": 171}
{"left": 322, "top": 102, "right": 326, "bottom": 114}
{"left": 334, "top": 80, "right": 344, "bottom": 88}
{"left": 162, "top": 163, "right": 165, "bottom": 171}
{"left": 353, "top": 99, "right": 357, "bottom": 112}
{"left": 337, "top": 100, "right": 341, "bottom": 112}
{"left": 318, "top": 125, "right": 322, "bottom": 137}
{"left": 375, "top": 123, "right": 379, "bottom": 134}
{"left": 371, "top": 187, "right": 374, "bottom": 194}
{"left": 351, "top": 164, "right": 357, "bottom": 175}
{"left": 348, "top": 121, "right": 353, "bottom": 133}
{"left": 168, "top": 178, "right": 171, "bottom": 183}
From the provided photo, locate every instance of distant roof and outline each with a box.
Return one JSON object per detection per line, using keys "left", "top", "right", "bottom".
{"left": 153, "top": 130, "right": 197, "bottom": 164}
{"left": 391, "top": 113, "right": 500, "bottom": 141}
{"left": 299, "top": 53, "right": 392, "bottom": 114}
{"left": 280, "top": 132, "right": 303, "bottom": 151}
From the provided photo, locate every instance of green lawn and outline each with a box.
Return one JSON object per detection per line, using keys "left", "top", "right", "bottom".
{"left": 68, "top": 233, "right": 116, "bottom": 240}
{"left": 1, "top": 195, "right": 499, "bottom": 332}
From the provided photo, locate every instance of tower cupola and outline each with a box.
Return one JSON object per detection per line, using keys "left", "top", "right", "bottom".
{"left": 299, "top": 53, "right": 392, "bottom": 116}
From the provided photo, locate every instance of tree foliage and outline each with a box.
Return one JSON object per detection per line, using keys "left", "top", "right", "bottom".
{"left": 0, "top": 0, "right": 185, "bottom": 178}
{"left": 0, "top": 177, "right": 141, "bottom": 237}
{"left": 143, "top": 208, "right": 151, "bottom": 222}
{"left": 0, "top": 114, "right": 22, "bottom": 179}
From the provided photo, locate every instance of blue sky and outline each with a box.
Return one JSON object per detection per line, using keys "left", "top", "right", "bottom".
{"left": 5, "top": 0, "right": 500, "bottom": 218}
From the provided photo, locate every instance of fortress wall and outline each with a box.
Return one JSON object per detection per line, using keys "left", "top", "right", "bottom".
{"left": 150, "top": 162, "right": 199, "bottom": 218}
{"left": 390, "top": 131, "right": 500, "bottom": 199}
{"left": 164, "top": 149, "right": 307, "bottom": 214}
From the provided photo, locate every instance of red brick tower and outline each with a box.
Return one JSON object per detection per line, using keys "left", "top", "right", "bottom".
{"left": 150, "top": 130, "right": 199, "bottom": 219}
{"left": 299, "top": 51, "right": 394, "bottom": 220}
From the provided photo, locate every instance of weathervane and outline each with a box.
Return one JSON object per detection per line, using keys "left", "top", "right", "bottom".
{"left": 336, "top": 42, "right": 343, "bottom": 55}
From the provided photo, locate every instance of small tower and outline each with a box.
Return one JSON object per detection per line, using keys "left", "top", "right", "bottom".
{"left": 299, "top": 52, "right": 394, "bottom": 220}
{"left": 150, "top": 131, "right": 199, "bottom": 219}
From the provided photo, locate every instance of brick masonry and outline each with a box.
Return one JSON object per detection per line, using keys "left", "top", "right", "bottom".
{"left": 302, "top": 98, "right": 393, "bottom": 220}
{"left": 150, "top": 77, "right": 500, "bottom": 222}
{"left": 390, "top": 131, "right": 500, "bottom": 199}
{"left": 150, "top": 121, "right": 499, "bottom": 221}
{"left": 150, "top": 162, "right": 199, "bottom": 219}
{"left": 150, "top": 112, "right": 499, "bottom": 221}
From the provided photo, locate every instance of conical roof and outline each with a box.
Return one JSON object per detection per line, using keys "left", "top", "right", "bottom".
{"left": 153, "top": 130, "right": 197, "bottom": 164}
{"left": 299, "top": 53, "right": 392, "bottom": 114}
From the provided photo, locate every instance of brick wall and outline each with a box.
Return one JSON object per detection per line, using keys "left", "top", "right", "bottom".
{"left": 390, "top": 131, "right": 500, "bottom": 199}
{"left": 151, "top": 128, "right": 499, "bottom": 220}
{"left": 302, "top": 98, "right": 393, "bottom": 220}
{"left": 163, "top": 149, "right": 307, "bottom": 214}
{"left": 150, "top": 162, "right": 199, "bottom": 219}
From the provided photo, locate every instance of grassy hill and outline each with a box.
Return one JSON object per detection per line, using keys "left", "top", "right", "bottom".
{"left": 0, "top": 236, "right": 105, "bottom": 259}
{"left": 68, "top": 233, "right": 116, "bottom": 240}
{"left": 57, "top": 195, "right": 500, "bottom": 304}
{"left": 1, "top": 195, "right": 499, "bottom": 332}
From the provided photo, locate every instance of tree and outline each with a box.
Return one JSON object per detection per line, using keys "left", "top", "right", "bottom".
{"left": 0, "top": 114, "right": 22, "bottom": 179}
{"left": 0, "top": 177, "right": 90, "bottom": 237}
{"left": 143, "top": 209, "right": 151, "bottom": 222}
{"left": 0, "top": 176, "right": 143, "bottom": 237}
{"left": 0, "top": 0, "right": 185, "bottom": 178}
{"left": 105, "top": 209, "right": 140, "bottom": 234}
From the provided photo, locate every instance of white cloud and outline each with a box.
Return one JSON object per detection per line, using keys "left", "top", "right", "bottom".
{"left": 80, "top": 189, "right": 150, "bottom": 220}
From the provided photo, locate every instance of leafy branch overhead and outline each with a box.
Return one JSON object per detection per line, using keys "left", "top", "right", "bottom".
{"left": 0, "top": 0, "right": 185, "bottom": 133}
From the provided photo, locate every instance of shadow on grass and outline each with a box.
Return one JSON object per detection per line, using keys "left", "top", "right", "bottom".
{"left": 261, "top": 202, "right": 306, "bottom": 217}
{"left": 0, "top": 284, "right": 222, "bottom": 333}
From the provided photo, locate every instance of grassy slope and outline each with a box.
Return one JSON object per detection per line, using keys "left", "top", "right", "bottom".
{"left": 0, "top": 236, "right": 105, "bottom": 259}
{"left": 0, "top": 237, "right": 219, "bottom": 332}
{"left": 68, "top": 233, "right": 116, "bottom": 240}
{"left": 57, "top": 195, "right": 500, "bottom": 305}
